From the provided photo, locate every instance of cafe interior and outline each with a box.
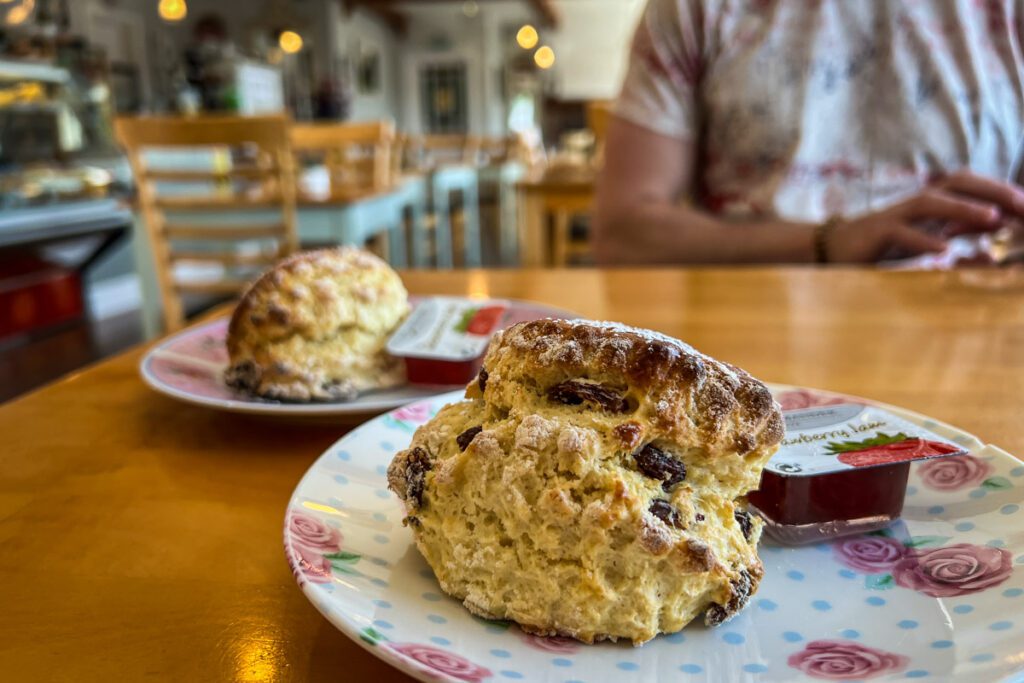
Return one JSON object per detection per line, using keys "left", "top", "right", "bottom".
{"left": 0, "top": 0, "right": 630, "bottom": 399}
{"left": 2, "top": 0, "right": 1023, "bottom": 681}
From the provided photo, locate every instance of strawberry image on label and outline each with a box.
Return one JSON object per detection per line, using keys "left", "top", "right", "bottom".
{"left": 828, "top": 432, "right": 961, "bottom": 468}
{"left": 464, "top": 306, "right": 506, "bottom": 335}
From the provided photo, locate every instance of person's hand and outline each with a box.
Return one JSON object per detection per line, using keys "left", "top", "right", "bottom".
{"left": 825, "top": 171, "right": 1024, "bottom": 263}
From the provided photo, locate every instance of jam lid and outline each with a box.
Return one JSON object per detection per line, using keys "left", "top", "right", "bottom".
{"left": 768, "top": 403, "right": 967, "bottom": 477}
{"left": 386, "top": 297, "right": 509, "bottom": 362}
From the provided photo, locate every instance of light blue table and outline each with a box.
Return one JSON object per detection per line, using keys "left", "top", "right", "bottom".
{"left": 477, "top": 161, "right": 526, "bottom": 266}
{"left": 426, "top": 164, "right": 481, "bottom": 268}
{"left": 132, "top": 175, "right": 430, "bottom": 337}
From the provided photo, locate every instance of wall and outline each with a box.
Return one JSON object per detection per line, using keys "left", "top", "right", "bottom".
{"left": 327, "top": 3, "right": 402, "bottom": 122}
{"left": 548, "top": 0, "right": 645, "bottom": 101}
{"left": 69, "top": 0, "right": 393, "bottom": 119}
{"left": 394, "top": 0, "right": 644, "bottom": 135}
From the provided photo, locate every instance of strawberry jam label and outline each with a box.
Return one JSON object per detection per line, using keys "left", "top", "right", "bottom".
{"left": 386, "top": 297, "right": 509, "bottom": 361}
{"left": 768, "top": 404, "right": 967, "bottom": 476}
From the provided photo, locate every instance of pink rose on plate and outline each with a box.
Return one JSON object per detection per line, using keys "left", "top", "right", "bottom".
{"left": 788, "top": 640, "right": 909, "bottom": 680}
{"left": 832, "top": 536, "right": 907, "bottom": 573}
{"left": 386, "top": 643, "right": 492, "bottom": 682}
{"left": 392, "top": 402, "right": 433, "bottom": 424}
{"left": 289, "top": 512, "right": 341, "bottom": 552}
{"left": 287, "top": 543, "right": 334, "bottom": 585}
{"left": 892, "top": 543, "right": 1014, "bottom": 597}
{"left": 917, "top": 455, "right": 992, "bottom": 491}
{"left": 776, "top": 389, "right": 850, "bottom": 411}
{"left": 520, "top": 633, "right": 580, "bottom": 654}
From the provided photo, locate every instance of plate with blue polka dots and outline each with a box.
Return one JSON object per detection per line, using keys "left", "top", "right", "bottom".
{"left": 284, "top": 384, "right": 1024, "bottom": 682}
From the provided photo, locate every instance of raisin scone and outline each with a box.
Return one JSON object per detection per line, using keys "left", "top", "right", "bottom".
{"left": 224, "top": 247, "right": 408, "bottom": 402}
{"left": 388, "top": 319, "right": 784, "bottom": 645}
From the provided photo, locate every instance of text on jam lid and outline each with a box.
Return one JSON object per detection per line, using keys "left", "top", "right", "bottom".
{"left": 768, "top": 403, "right": 967, "bottom": 477}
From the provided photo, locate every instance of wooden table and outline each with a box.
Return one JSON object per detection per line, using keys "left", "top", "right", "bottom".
{"left": 2, "top": 268, "right": 1022, "bottom": 681}
{"left": 516, "top": 169, "right": 595, "bottom": 267}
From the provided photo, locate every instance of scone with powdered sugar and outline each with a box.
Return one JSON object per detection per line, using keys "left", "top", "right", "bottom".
{"left": 387, "top": 318, "right": 784, "bottom": 645}
{"left": 224, "top": 247, "right": 408, "bottom": 402}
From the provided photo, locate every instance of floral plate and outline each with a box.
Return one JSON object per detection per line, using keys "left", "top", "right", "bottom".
{"left": 139, "top": 299, "right": 572, "bottom": 419}
{"left": 284, "top": 385, "right": 1024, "bottom": 682}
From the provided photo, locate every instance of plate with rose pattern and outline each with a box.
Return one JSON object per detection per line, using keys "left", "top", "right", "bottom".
{"left": 140, "top": 299, "right": 572, "bottom": 418}
{"left": 284, "top": 385, "right": 1024, "bottom": 682}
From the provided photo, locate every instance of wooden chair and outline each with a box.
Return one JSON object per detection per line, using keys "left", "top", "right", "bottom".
{"left": 405, "top": 134, "right": 480, "bottom": 171}
{"left": 476, "top": 135, "right": 526, "bottom": 166}
{"left": 115, "top": 115, "right": 298, "bottom": 333}
{"left": 476, "top": 135, "right": 528, "bottom": 265}
{"left": 397, "top": 134, "right": 485, "bottom": 268}
{"left": 517, "top": 168, "right": 596, "bottom": 267}
{"left": 290, "top": 120, "right": 396, "bottom": 199}
{"left": 290, "top": 120, "right": 417, "bottom": 265}
{"left": 585, "top": 100, "right": 614, "bottom": 168}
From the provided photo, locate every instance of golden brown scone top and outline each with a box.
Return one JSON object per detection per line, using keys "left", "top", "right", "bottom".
{"left": 470, "top": 318, "right": 784, "bottom": 473}
{"left": 224, "top": 247, "right": 408, "bottom": 401}
{"left": 227, "top": 247, "right": 404, "bottom": 351}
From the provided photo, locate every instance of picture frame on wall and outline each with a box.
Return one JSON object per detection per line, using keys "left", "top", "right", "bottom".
{"left": 356, "top": 44, "right": 380, "bottom": 94}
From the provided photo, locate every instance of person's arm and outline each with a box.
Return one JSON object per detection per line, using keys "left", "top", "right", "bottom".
{"left": 592, "top": 117, "right": 817, "bottom": 264}
{"left": 594, "top": 117, "right": 1023, "bottom": 265}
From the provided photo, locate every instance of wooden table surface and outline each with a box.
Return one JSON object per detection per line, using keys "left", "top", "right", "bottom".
{"left": 2, "top": 268, "right": 1022, "bottom": 681}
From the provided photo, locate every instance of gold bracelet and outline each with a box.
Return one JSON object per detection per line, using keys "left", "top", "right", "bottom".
{"left": 814, "top": 216, "right": 841, "bottom": 264}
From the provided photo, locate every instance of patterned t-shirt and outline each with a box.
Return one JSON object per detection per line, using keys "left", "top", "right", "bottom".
{"left": 616, "top": 0, "right": 1024, "bottom": 222}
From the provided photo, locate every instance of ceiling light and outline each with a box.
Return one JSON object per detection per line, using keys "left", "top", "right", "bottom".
{"left": 5, "top": 0, "right": 34, "bottom": 25}
{"left": 516, "top": 25, "right": 538, "bottom": 50}
{"left": 279, "top": 30, "right": 303, "bottom": 54}
{"left": 534, "top": 45, "right": 555, "bottom": 69}
{"left": 158, "top": 0, "right": 187, "bottom": 22}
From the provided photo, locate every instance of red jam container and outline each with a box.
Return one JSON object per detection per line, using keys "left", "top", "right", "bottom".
{"left": 748, "top": 403, "right": 966, "bottom": 545}
{"left": 386, "top": 297, "right": 509, "bottom": 385}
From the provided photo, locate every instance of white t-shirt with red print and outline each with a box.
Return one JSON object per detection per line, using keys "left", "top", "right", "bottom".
{"left": 616, "top": 0, "right": 1024, "bottom": 223}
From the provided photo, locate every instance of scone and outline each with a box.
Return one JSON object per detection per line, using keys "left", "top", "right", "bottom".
{"left": 388, "top": 319, "right": 784, "bottom": 645}
{"left": 224, "top": 247, "right": 408, "bottom": 401}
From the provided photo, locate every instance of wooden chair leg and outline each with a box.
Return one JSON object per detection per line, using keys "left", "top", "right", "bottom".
{"left": 452, "top": 208, "right": 466, "bottom": 269}
{"left": 365, "top": 232, "right": 390, "bottom": 263}
{"left": 403, "top": 207, "right": 416, "bottom": 269}
{"left": 552, "top": 210, "right": 570, "bottom": 268}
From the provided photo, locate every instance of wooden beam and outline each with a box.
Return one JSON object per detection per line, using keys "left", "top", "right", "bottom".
{"left": 526, "top": 0, "right": 560, "bottom": 27}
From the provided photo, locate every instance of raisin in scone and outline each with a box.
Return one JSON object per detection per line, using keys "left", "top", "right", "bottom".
{"left": 388, "top": 319, "right": 784, "bottom": 645}
{"left": 224, "top": 247, "right": 408, "bottom": 402}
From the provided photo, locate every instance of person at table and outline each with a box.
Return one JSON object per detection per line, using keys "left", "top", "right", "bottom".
{"left": 593, "top": 0, "right": 1024, "bottom": 265}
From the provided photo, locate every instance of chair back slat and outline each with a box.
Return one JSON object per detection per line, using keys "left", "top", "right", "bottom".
{"left": 114, "top": 115, "right": 298, "bottom": 332}
{"left": 290, "top": 121, "right": 396, "bottom": 197}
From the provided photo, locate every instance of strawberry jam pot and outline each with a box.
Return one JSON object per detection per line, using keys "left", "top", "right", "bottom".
{"left": 748, "top": 403, "right": 965, "bottom": 545}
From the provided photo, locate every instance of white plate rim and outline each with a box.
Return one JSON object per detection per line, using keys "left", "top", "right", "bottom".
{"left": 284, "top": 383, "right": 1024, "bottom": 682}
{"left": 139, "top": 299, "right": 574, "bottom": 417}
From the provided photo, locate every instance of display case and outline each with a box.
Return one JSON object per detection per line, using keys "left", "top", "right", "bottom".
{"left": 0, "top": 58, "right": 130, "bottom": 341}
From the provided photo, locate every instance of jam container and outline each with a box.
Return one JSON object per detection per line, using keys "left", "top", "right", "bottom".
{"left": 748, "top": 403, "right": 966, "bottom": 545}
{"left": 386, "top": 297, "right": 509, "bottom": 385}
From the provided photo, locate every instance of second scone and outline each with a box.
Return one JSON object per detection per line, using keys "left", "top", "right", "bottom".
{"left": 388, "top": 319, "right": 784, "bottom": 645}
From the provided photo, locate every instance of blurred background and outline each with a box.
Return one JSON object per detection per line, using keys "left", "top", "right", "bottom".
{"left": 0, "top": 0, "right": 636, "bottom": 400}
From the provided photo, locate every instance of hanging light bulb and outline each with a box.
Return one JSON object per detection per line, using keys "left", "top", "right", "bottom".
{"left": 516, "top": 25, "right": 538, "bottom": 50}
{"left": 278, "top": 30, "right": 303, "bottom": 54}
{"left": 5, "top": 0, "right": 35, "bottom": 26}
{"left": 534, "top": 45, "right": 555, "bottom": 69}
{"left": 158, "top": 0, "right": 187, "bottom": 23}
